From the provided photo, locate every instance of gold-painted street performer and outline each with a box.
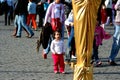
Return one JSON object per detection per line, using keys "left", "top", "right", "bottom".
{"left": 72, "top": 0, "right": 101, "bottom": 80}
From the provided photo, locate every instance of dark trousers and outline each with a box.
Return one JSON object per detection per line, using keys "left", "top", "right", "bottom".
{"left": 37, "top": 14, "right": 43, "bottom": 28}
{"left": 92, "top": 39, "right": 99, "bottom": 61}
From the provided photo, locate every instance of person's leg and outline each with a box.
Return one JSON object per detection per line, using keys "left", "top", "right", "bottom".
{"left": 16, "top": 15, "right": 22, "bottom": 37}
{"left": 105, "top": 8, "right": 110, "bottom": 25}
{"left": 42, "top": 42, "right": 50, "bottom": 59}
{"left": 4, "top": 11, "right": 8, "bottom": 25}
{"left": 27, "top": 14, "right": 31, "bottom": 26}
{"left": 109, "top": 37, "right": 120, "bottom": 61}
{"left": 71, "top": 38, "right": 76, "bottom": 58}
{"left": 8, "top": 6, "right": 13, "bottom": 25}
{"left": 109, "top": 8, "right": 113, "bottom": 24}
{"left": 109, "top": 25, "right": 120, "bottom": 65}
{"left": 93, "top": 46, "right": 99, "bottom": 62}
{"left": 91, "top": 39, "right": 96, "bottom": 62}
{"left": 31, "top": 14, "right": 37, "bottom": 30}
{"left": 52, "top": 54, "right": 59, "bottom": 73}
{"left": 65, "top": 25, "right": 71, "bottom": 38}
{"left": 65, "top": 27, "right": 74, "bottom": 62}
{"left": 21, "top": 14, "right": 34, "bottom": 37}
{"left": 44, "top": 35, "right": 52, "bottom": 53}
{"left": 92, "top": 40, "right": 102, "bottom": 66}
{"left": 8, "top": 13, "right": 11, "bottom": 25}
{"left": 42, "top": 36, "right": 52, "bottom": 59}
{"left": 67, "top": 27, "right": 74, "bottom": 47}
{"left": 12, "top": 15, "right": 18, "bottom": 36}
{"left": 38, "top": 14, "right": 43, "bottom": 28}
{"left": 59, "top": 54, "right": 65, "bottom": 73}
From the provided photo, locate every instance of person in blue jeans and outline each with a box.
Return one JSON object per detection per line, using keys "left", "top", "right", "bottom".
{"left": 64, "top": 9, "right": 76, "bottom": 63}
{"left": 42, "top": 0, "right": 65, "bottom": 59}
{"left": 16, "top": 14, "right": 34, "bottom": 38}
{"left": 109, "top": 25, "right": 120, "bottom": 65}
{"left": 15, "top": 0, "right": 34, "bottom": 38}
{"left": 108, "top": 0, "right": 120, "bottom": 66}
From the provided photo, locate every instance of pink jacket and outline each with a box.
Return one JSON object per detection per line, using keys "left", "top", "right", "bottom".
{"left": 95, "top": 26, "right": 111, "bottom": 46}
{"left": 44, "top": 2, "right": 65, "bottom": 25}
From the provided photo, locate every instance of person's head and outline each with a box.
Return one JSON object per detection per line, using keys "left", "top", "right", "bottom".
{"left": 55, "top": 0, "right": 61, "bottom": 4}
{"left": 53, "top": 30, "right": 62, "bottom": 40}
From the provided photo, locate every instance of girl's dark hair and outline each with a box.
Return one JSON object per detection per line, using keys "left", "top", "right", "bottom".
{"left": 53, "top": 30, "right": 62, "bottom": 39}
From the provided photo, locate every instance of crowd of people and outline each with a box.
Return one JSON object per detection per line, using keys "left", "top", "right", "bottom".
{"left": 0, "top": 0, "right": 120, "bottom": 74}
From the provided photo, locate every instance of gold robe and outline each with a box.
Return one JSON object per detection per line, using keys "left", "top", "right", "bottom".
{"left": 72, "top": 0, "right": 101, "bottom": 80}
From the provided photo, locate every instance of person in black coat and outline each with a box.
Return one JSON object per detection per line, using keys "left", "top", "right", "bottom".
{"left": 36, "top": 1, "right": 45, "bottom": 28}
{"left": 14, "top": 0, "right": 34, "bottom": 38}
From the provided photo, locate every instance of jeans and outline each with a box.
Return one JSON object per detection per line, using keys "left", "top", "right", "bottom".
{"left": 65, "top": 27, "right": 74, "bottom": 61}
{"left": 109, "top": 24, "right": 120, "bottom": 61}
{"left": 67, "top": 27, "right": 74, "bottom": 47}
{"left": 14, "top": 15, "right": 18, "bottom": 27}
{"left": 16, "top": 14, "right": 34, "bottom": 36}
{"left": 43, "top": 36, "right": 52, "bottom": 54}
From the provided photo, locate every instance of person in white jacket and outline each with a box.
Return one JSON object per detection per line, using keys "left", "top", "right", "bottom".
{"left": 64, "top": 9, "right": 76, "bottom": 64}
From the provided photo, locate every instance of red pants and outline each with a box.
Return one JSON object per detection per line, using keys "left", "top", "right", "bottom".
{"left": 52, "top": 54, "right": 65, "bottom": 72}
{"left": 27, "top": 14, "right": 37, "bottom": 30}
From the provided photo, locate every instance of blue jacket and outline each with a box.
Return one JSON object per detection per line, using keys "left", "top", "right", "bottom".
{"left": 27, "top": 1, "right": 36, "bottom": 14}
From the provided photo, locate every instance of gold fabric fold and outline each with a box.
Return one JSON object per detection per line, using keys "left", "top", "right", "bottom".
{"left": 72, "top": 0, "right": 101, "bottom": 80}
{"left": 73, "top": 65, "right": 93, "bottom": 80}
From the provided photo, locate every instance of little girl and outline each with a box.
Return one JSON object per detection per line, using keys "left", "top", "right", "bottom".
{"left": 50, "top": 30, "right": 65, "bottom": 74}
{"left": 92, "top": 21, "right": 111, "bottom": 67}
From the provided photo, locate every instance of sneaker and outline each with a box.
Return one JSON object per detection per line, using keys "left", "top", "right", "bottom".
{"left": 108, "top": 60, "right": 117, "bottom": 66}
{"left": 90, "top": 60, "right": 94, "bottom": 64}
{"left": 95, "top": 61, "right": 102, "bottom": 67}
{"left": 42, "top": 52, "right": 47, "bottom": 59}
{"left": 27, "top": 33, "right": 34, "bottom": 38}
{"left": 14, "top": 35, "right": 21, "bottom": 38}
{"left": 71, "top": 55, "right": 77, "bottom": 59}
{"left": 54, "top": 71, "right": 58, "bottom": 74}
{"left": 61, "top": 71, "right": 65, "bottom": 74}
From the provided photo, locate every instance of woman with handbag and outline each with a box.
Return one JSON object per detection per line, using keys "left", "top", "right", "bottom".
{"left": 42, "top": 0, "right": 65, "bottom": 59}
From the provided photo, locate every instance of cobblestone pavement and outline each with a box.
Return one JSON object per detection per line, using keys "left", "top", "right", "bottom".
{"left": 0, "top": 15, "right": 120, "bottom": 80}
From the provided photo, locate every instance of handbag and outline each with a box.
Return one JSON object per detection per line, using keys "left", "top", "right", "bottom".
{"left": 51, "top": 18, "right": 62, "bottom": 31}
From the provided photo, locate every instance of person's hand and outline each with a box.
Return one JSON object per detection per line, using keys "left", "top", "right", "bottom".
{"left": 53, "top": 52, "right": 57, "bottom": 54}
{"left": 38, "top": 2, "right": 42, "bottom": 5}
{"left": 43, "top": 23, "right": 46, "bottom": 27}
{"left": 70, "top": 22, "right": 74, "bottom": 26}
{"left": 94, "top": 32, "right": 98, "bottom": 35}
{"left": 62, "top": 52, "right": 65, "bottom": 55}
